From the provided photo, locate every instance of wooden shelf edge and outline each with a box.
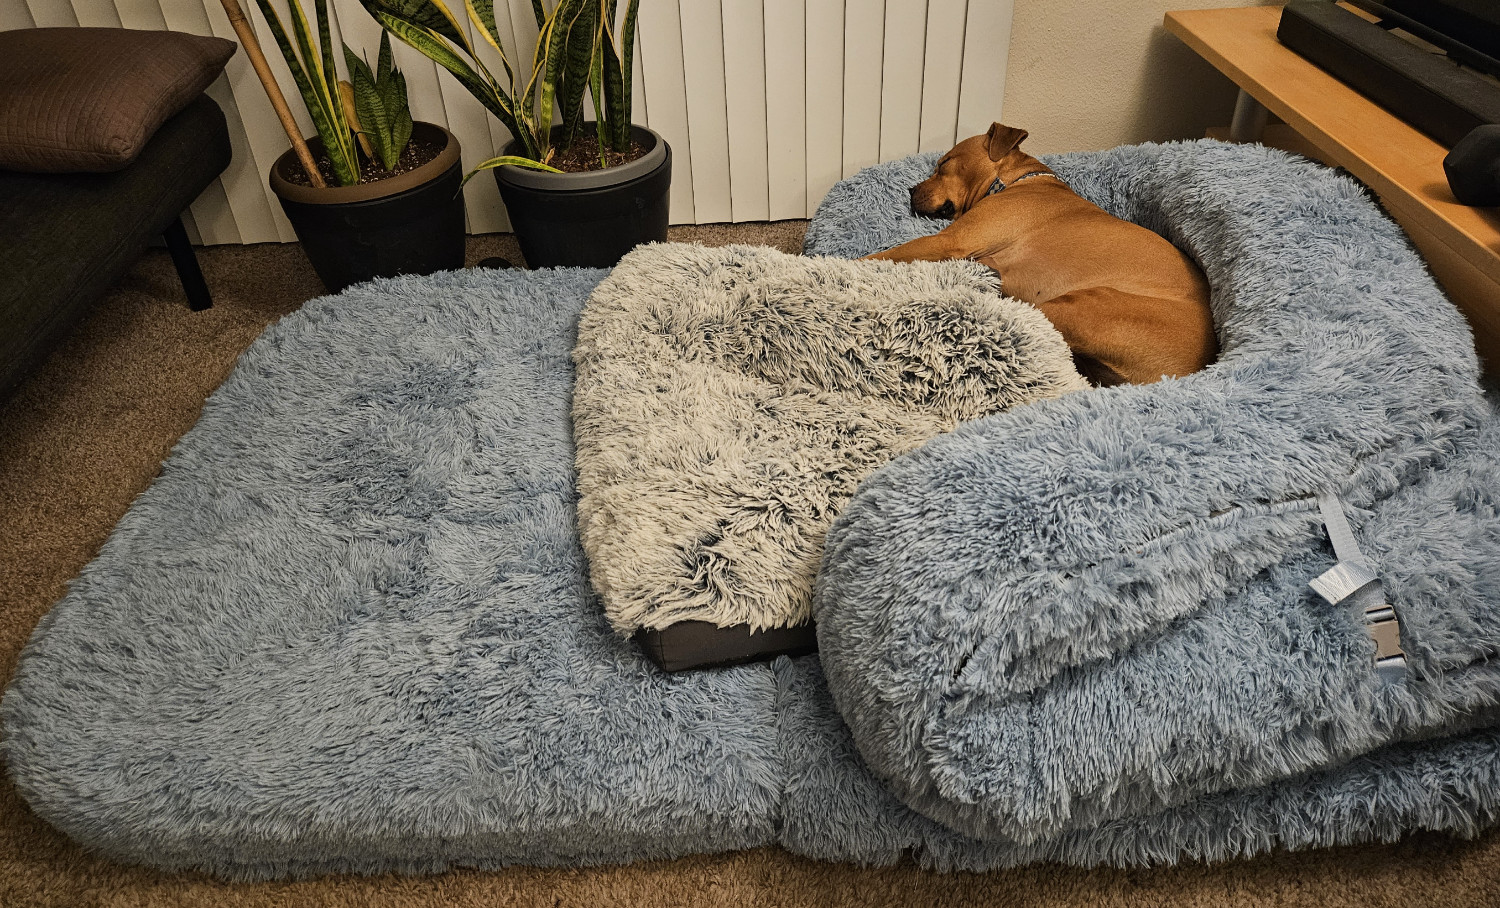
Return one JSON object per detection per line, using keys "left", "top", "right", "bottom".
{"left": 1164, "top": 7, "right": 1500, "bottom": 288}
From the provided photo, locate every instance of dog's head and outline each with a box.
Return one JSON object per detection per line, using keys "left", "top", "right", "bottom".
{"left": 909, "top": 123, "right": 1030, "bottom": 219}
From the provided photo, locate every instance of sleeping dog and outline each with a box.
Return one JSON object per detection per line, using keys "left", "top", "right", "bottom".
{"left": 866, "top": 123, "right": 1217, "bottom": 386}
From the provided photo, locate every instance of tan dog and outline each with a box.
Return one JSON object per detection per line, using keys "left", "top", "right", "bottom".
{"left": 866, "top": 123, "right": 1217, "bottom": 386}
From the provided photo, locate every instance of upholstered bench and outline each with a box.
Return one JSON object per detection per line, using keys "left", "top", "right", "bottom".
{"left": 0, "top": 27, "right": 236, "bottom": 400}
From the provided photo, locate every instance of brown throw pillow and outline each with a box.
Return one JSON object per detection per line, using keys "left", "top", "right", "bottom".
{"left": 0, "top": 27, "right": 235, "bottom": 173}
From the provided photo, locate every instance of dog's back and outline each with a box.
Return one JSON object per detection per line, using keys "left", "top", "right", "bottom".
{"left": 870, "top": 123, "right": 1217, "bottom": 386}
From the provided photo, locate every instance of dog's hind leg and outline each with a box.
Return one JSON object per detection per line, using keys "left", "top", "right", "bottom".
{"left": 1035, "top": 287, "right": 1216, "bottom": 386}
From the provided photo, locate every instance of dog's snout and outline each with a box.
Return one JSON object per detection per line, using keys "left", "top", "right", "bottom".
{"left": 909, "top": 182, "right": 957, "bottom": 219}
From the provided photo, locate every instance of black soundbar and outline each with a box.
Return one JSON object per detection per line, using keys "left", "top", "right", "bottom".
{"left": 1277, "top": 0, "right": 1500, "bottom": 147}
{"left": 1347, "top": 0, "right": 1500, "bottom": 78}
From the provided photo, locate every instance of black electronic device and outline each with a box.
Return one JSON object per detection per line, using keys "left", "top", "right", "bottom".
{"left": 1347, "top": 0, "right": 1500, "bottom": 77}
{"left": 1277, "top": 1, "right": 1500, "bottom": 147}
{"left": 1445, "top": 123, "right": 1500, "bottom": 204}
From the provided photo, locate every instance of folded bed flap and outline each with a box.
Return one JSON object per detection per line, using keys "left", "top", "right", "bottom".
{"left": 811, "top": 140, "right": 1500, "bottom": 844}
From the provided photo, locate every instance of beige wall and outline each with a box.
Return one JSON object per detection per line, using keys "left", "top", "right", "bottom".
{"left": 1000, "top": 0, "right": 1278, "bottom": 155}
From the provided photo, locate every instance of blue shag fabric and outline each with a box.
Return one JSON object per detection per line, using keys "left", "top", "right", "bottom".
{"left": 3, "top": 141, "right": 1498, "bottom": 881}
{"left": 808, "top": 143, "right": 1500, "bottom": 843}
{"left": 0, "top": 269, "right": 784, "bottom": 878}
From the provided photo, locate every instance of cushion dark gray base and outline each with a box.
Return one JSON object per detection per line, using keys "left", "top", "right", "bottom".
{"left": 634, "top": 621, "right": 819, "bottom": 673}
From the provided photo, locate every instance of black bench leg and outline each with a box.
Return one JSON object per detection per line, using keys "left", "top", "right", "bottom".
{"left": 163, "top": 216, "right": 212, "bottom": 311}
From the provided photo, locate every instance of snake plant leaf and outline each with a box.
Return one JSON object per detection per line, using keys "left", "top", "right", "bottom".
{"left": 338, "top": 79, "right": 373, "bottom": 157}
{"left": 521, "top": 14, "right": 548, "bottom": 104}
{"left": 291, "top": 0, "right": 356, "bottom": 179}
{"left": 599, "top": 30, "right": 624, "bottom": 151}
{"left": 375, "top": 14, "right": 471, "bottom": 89}
{"left": 314, "top": 0, "right": 339, "bottom": 114}
{"left": 589, "top": 5, "right": 608, "bottom": 166}
{"left": 558, "top": 0, "right": 597, "bottom": 147}
{"left": 292, "top": 0, "right": 355, "bottom": 180}
{"left": 464, "top": 0, "right": 500, "bottom": 49}
{"left": 429, "top": 0, "right": 478, "bottom": 53}
{"left": 360, "top": 0, "right": 637, "bottom": 168}
{"left": 523, "top": 2, "right": 564, "bottom": 121}
{"left": 344, "top": 42, "right": 371, "bottom": 80}
{"left": 362, "top": 1, "right": 520, "bottom": 138}
{"left": 373, "top": 66, "right": 413, "bottom": 171}
{"left": 599, "top": 0, "right": 628, "bottom": 151}
{"left": 279, "top": 0, "right": 337, "bottom": 131}
{"left": 463, "top": 0, "right": 516, "bottom": 89}
{"left": 376, "top": 27, "right": 394, "bottom": 83}
{"left": 343, "top": 38, "right": 413, "bottom": 171}
{"left": 389, "top": 69, "right": 414, "bottom": 165}
{"left": 462, "top": 154, "right": 563, "bottom": 187}
{"left": 358, "top": 0, "right": 470, "bottom": 50}
{"left": 254, "top": 0, "right": 315, "bottom": 107}
{"left": 372, "top": 12, "right": 482, "bottom": 94}
{"left": 615, "top": 0, "right": 638, "bottom": 150}
{"left": 255, "top": 0, "right": 359, "bottom": 185}
{"left": 281, "top": 0, "right": 323, "bottom": 87}
{"left": 370, "top": 7, "right": 529, "bottom": 155}
{"left": 350, "top": 57, "right": 394, "bottom": 169}
{"left": 515, "top": 19, "right": 550, "bottom": 157}
{"left": 338, "top": 47, "right": 376, "bottom": 159}
{"left": 537, "top": 0, "right": 586, "bottom": 153}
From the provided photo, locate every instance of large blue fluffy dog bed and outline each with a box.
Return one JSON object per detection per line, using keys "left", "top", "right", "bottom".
{"left": 807, "top": 144, "right": 1500, "bottom": 843}
{"left": 4, "top": 141, "right": 1499, "bottom": 880}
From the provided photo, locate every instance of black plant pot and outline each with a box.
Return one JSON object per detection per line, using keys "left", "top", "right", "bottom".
{"left": 269, "top": 122, "right": 466, "bottom": 293}
{"left": 494, "top": 125, "right": 670, "bottom": 268}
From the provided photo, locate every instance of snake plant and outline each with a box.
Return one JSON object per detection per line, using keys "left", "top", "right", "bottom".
{"left": 358, "top": 0, "right": 640, "bottom": 174}
{"left": 255, "top": 0, "right": 422, "bottom": 184}
{"left": 342, "top": 33, "right": 413, "bottom": 172}
{"left": 255, "top": 0, "right": 361, "bottom": 185}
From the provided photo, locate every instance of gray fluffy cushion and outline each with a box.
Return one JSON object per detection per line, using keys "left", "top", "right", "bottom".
{"left": 572, "top": 243, "right": 1085, "bottom": 635}
{"left": 809, "top": 142, "right": 1500, "bottom": 843}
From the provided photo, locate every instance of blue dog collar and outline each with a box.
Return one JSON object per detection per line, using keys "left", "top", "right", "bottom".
{"left": 988, "top": 171, "right": 1062, "bottom": 195}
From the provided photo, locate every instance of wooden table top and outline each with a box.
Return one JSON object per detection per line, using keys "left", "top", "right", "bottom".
{"left": 1164, "top": 5, "right": 1500, "bottom": 288}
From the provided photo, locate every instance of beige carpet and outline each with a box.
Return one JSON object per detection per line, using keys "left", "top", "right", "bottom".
{"left": 1, "top": 227, "right": 1496, "bottom": 907}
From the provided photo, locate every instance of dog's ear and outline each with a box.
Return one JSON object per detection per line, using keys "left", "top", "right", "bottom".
{"left": 985, "top": 123, "right": 1029, "bottom": 161}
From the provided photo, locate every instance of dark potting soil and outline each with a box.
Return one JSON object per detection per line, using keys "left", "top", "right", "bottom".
{"left": 285, "top": 137, "right": 444, "bottom": 188}
{"left": 547, "top": 134, "right": 651, "bottom": 172}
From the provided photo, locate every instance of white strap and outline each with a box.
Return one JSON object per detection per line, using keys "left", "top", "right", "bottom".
{"left": 1316, "top": 490, "right": 1367, "bottom": 567}
{"left": 1310, "top": 490, "right": 1405, "bottom": 683}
